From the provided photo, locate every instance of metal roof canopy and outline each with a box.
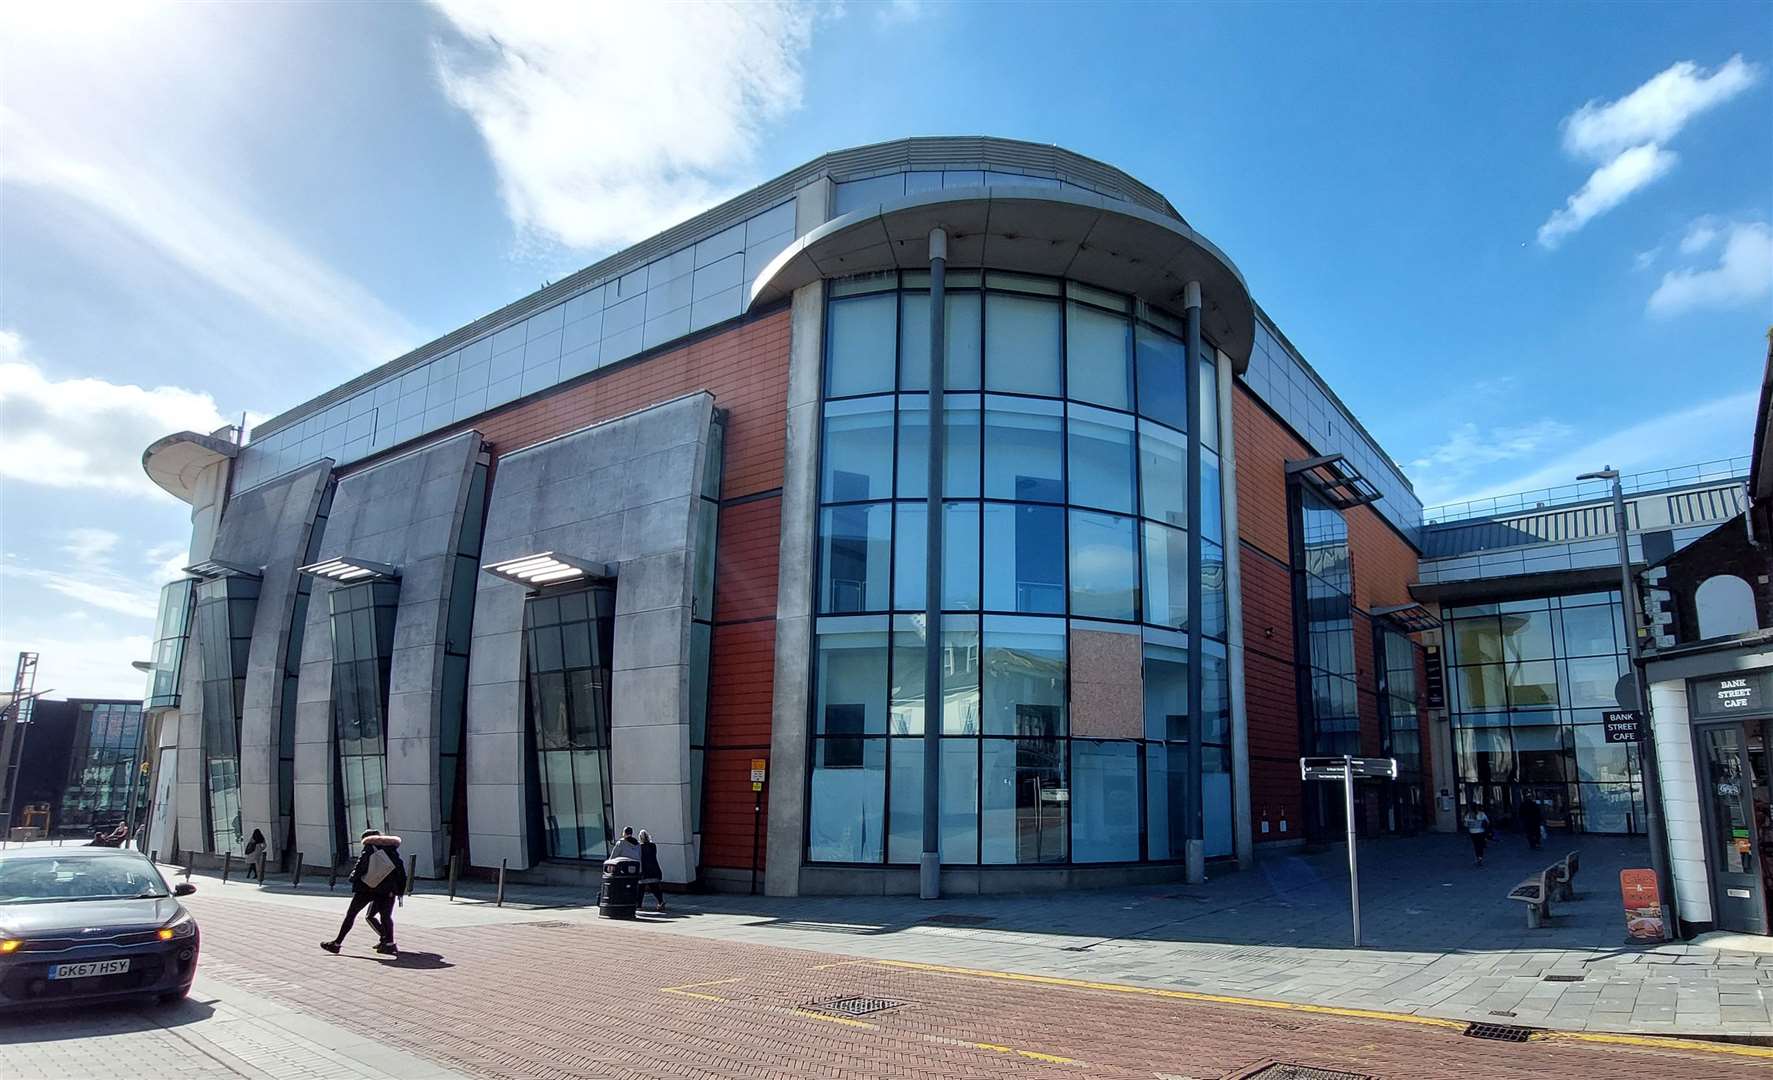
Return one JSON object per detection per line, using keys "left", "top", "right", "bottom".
{"left": 297, "top": 557, "right": 401, "bottom": 584}
{"left": 482, "top": 552, "right": 612, "bottom": 590}
{"left": 1371, "top": 602, "right": 1442, "bottom": 633}
{"left": 142, "top": 430, "right": 238, "bottom": 504}
{"left": 748, "top": 187, "right": 1256, "bottom": 372}
{"left": 1287, "top": 453, "right": 1382, "bottom": 510}
{"left": 183, "top": 558, "right": 262, "bottom": 582}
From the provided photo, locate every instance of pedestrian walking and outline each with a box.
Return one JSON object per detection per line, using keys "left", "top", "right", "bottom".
{"left": 1519, "top": 797, "right": 1544, "bottom": 851}
{"left": 637, "top": 829, "right": 666, "bottom": 912}
{"left": 243, "top": 828, "right": 268, "bottom": 882}
{"left": 1464, "top": 805, "right": 1492, "bottom": 867}
{"left": 610, "top": 826, "right": 641, "bottom": 861}
{"left": 321, "top": 830, "right": 406, "bottom": 956}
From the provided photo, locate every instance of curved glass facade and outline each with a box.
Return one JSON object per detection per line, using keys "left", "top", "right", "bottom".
{"left": 809, "top": 270, "right": 1231, "bottom": 866}
{"left": 329, "top": 580, "right": 399, "bottom": 847}
{"left": 195, "top": 575, "right": 258, "bottom": 854}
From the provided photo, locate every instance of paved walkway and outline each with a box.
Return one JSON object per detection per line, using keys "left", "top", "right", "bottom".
{"left": 160, "top": 831, "right": 1773, "bottom": 1040}
{"left": 0, "top": 971, "right": 467, "bottom": 1080}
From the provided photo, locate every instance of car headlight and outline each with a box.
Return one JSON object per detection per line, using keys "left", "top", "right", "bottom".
{"left": 158, "top": 911, "right": 197, "bottom": 940}
{"left": 0, "top": 938, "right": 19, "bottom": 953}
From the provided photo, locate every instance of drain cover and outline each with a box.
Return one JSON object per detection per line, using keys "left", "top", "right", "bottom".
{"left": 524, "top": 921, "right": 574, "bottom": 929}
{"left": 1542, "top": 974, "right": 1585, "bottom": 983}
{"left": 920, "top": 914, "right": 994, "bottom": 926}
{"left": 1237, "top": 1065, "right": 1373, "bottom": 1080}
{"left": 1464, "top": 1022, "right": 1536, "bottom": 1043}
{"left": 806, "top": 995, "right": 906, "bottom": 1017}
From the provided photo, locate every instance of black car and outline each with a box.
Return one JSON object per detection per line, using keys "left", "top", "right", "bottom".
{"left": 0, "top": 846, "right": 199, "bottom": 1009}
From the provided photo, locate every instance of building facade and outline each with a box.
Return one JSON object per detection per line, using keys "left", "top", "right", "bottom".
{"left": 141, "top": 137, "right": 1434, "bottom": 895}
{"left": 3, "top": 698, "right": 150, "bottom": 837}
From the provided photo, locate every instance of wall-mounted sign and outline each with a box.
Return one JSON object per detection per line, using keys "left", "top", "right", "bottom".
{"left": 750, "top": 758, "right": 767, "bottom": 792}
{"left": 1602, "top": 709, "right": 1643, "bottom": 744}
{"left": 1423, "top": 645, "right": 1445, "bottom": 709}
{"left": 1691, "top": 670, "right": 1773, "bottom": 720}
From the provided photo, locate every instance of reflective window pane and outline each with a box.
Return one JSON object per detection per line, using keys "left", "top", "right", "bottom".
{"left": 896, "top": 393, "right": 982, "bottom": 500}
{"left": 899, "top": 291, "right": 982, "bottom": 391}
{"left": 982, "top": 616, "right": 1066, "bottom": 736}
{"left": 1561, "top": 604, "right": 1619, "bottom": 657}
{"left": 982, "top": 503, "right": 1065, "bottom": 614}
{"left": 1069, "top": 510, "right": 1138, "bottom": 621}
{"left": 808, "top": 737, "right": 885, "bottom": 862}
{"left": 1201, "top": 538, "right": 1226, "bottom": 640}
{"left": 981, "top": 738, "right": 1067, "bottom": 864}
{"left": 814, "top": 619, "right": 889, "bottom": 734}
{"left": 1145, "top": 742, "right": 1187, "bottom": 859}
{"left": 1138, "top": 421, "right": 1188, "bottom": 528}
{"left": 821, "top": 396, "right": 894, "bottom": 502}
{"left": 984, "top": 395, "right": 1062, "bottom": 502}
{"left": 1501, "top": 610, "right": 1555, "bottom": 661}
{"left": 1065, "top": 303, "right": 1132, "bottom": 410}
{"left": 1143, "top": 640, "right": 1187, "bottom": 741}
{"left": 1067, "top": 404, "right": 1136, "bottom": 512}
{"left": 1135, "top": 323, "right": 1187, "bottom": 432}
{"left": 984, "top": 294, "right": 1061, "bottom": 396}
{"left": 826, "top": 294, "right": 897, "bottom": 397}
{"left": 1566, "top": 655, "right": 1624, "bottom": 707}
{"left": 819, "top": 503, "right": 891, "bottom": 613}
{"left": 1197, "top": 355, "right": 1219, "bottom": 450}
{"left": 1506, "top": 660, "right": 1559, "bottom": 708}
{"left": 1070, "top": 740, "right": 1140, "bottom": 862}
{"left": 1144, "top": 516, "right": 1191, "bottom": 631}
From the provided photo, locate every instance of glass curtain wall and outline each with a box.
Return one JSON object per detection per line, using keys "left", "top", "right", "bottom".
{"left": 1444, "top": 591, "right": 1640, "bottom": 833}
{"left": 440, "top": 461, "right": 489, "bottom": 855}
{"left": 810, "top": 270, "right": 1231, "bottom": 867}
{"left": 144, "top": 579, "right": 195, "bottom": 709}
{"left": 1376, "top": 626, "right": 1424, "bottom": 832}
{"left": 59, "top": 703, "right": 148, "bottom": 831}
{"left": 525, "top": 587, "right": 617, "bottom": 861}
{"left": 1294, "top": 489, "right": 1358, "bottom": 757}
{"left": 195, "top": 575, "right": 259, "bottom": 854}
{"left": 328, "top": 580, "right": 400, "bottom": 847}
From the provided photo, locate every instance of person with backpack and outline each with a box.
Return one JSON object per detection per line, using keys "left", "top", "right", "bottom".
{"left": 321, "top": 830, "right": 406, "bottom": 955}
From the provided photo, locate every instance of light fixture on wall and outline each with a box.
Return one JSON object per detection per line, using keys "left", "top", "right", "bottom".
{"left": 297, "top": 556, "right": 401, "bottom": 583}
{"left": 482, "top": 551, "right": 610, "bottom": 589}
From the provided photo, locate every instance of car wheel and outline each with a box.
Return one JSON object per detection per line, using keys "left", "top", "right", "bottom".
{"left": 156, "top": 986, "right": 191, "bottom": 1006}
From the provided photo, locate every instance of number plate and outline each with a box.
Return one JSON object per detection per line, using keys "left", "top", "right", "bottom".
{"left": 48, "top": 959, "right": 130, "bottom": 980}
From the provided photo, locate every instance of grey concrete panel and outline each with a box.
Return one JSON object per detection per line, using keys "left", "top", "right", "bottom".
{"left": 612, "top": 551, "right": 689, "bottom": 616}
{"left": 465, "top": 393, "right": 713, "bottom": 879}
{"left": 610, "top": 724, "right": 689, "bottom": 784}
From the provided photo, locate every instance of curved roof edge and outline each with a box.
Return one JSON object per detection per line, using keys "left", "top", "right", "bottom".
{"left": 143, "top": 431, "right": 237, "bottom": 504}
{"left": 749, "top": 187, "right": 1255, "bottom": 371}
{"left": 249, "top": 137, "right": 1183, "bottom": 443}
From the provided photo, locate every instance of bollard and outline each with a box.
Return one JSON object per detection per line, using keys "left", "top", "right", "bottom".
{"left": 150, "top": 849, "right": 158, "bottom": 865}
{"left": 447, "top": 852, "right": 459, "bottom": 902}
{"left": 221, "top": 852, "right": 232, "bottom": 883}
{"left": 328, "top": 862, "right": 338, "bottom": 891}
{"left": 407, "top": 852, "right": 417, "bottom": 896}
{"left": 182, "top": 852, "right": 193, "bottom": 881}
{"left": 292, "top": 854, "right": 304, "bottom": 889}
{"left": 496, "top": 859, "right": 507, "bottom": 907}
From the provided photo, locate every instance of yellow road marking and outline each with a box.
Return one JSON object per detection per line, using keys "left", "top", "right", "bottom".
{"left": 809, "top": 959, "right": 871, "bottom": 971}
{"left": 873, "top": 959, "right": 1773, "bottom": 1062}
{"left": 659, "top": 976, "right": 744, "bottom": 1002}
{"left": 1540, "top": 1030, "right": 1773, "bottom": 1060}
{"left": 790, "top": 1008, "right": 878, "bottom": 1030}
{"left": 873, "top": 959, "right": 1464, "bottom": 1031}
{"left": 974, "top": 1043, "right": 1013, "bottom": 1053}
{"left": 970, "top": 1041, "right": 1080, "bottom": 1067}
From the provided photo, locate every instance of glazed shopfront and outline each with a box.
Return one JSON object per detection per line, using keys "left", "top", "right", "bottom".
{"left": 1686, "top": 667, "right": 1773, "bottom": 935}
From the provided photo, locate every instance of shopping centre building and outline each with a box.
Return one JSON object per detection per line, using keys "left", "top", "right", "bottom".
{"left": 134, "top": 137, "right": 1767, "bottom": 915}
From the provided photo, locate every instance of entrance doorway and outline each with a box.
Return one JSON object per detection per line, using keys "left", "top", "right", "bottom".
{"left": 1694, "top": 719, "right": 1771, "bottom": 935}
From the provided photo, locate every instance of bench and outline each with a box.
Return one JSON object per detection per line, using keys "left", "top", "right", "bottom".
{"left": 1508, "top": 866, "right": 1556, "bottom": 928}
{"left": 1551, "top": 851, "right": 1580, "bottom": 901}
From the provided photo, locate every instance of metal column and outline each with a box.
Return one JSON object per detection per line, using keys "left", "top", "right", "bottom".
{"left": 1182, "top": 282, "right": 1206, "bottom": 882}
{"left": 920, "top": 228, "right": 948, "bottom": 901}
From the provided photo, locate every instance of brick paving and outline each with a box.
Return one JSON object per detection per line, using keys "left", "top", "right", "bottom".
{"left": 157, "top": 888, "right": 1770, "bottom": 1079}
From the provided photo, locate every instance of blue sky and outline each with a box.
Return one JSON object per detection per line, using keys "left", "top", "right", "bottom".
{"left": 2, "top": 0, "right": 1769, "bottom": 697}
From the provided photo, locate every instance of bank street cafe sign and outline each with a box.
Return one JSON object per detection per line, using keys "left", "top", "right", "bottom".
{"left": 1691, "top": 669, "right": 1773, "bottom": 721}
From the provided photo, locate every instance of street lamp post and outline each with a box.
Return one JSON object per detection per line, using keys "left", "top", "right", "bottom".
{"left": 1578, "top": 467, "right": 1679, "bottom": 938}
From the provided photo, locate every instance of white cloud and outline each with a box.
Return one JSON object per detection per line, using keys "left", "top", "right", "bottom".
{"left": 1678, "top": 216, "right": 1722, "bottom": 255}
{"left": 0, "top": 563, "right": 160, "bottom": 620}
{"left": 1561, "top": 55, "right": 1760, "bottom": 160}
{"left": 0, "top": 628, "right": 153, "bottom": 701}
{"left": 0, "top": 330, "right": 244, "bottom": 498}
{"left": 1537, "top": 143, "right": 1676, "bottom": 249}
{"left": 145, "top": 541, "right": 190, "bottom": 583}
{"left": 1429, "top": 391, "right": 1757, "bottom": 508}
{"left": 876, "top": 0, "right": 931, "bottom": 25}
{"left": 1633, "top": 247, "right": 1660, "bottom": 271}
{"left": 64, "top": 528, "right": 121, "bottom": 563}
{"left": 429, "top": 1, "right": 819, "bottom": 252}
{"left": 1409, "top": 418, "right": 1576, "bottom": 505}
{"left": 1648, "top": 221, "right": 1773, "bottom": 317}
{"left": 1537, "top": 55, "right": 1760, "bottom": 249}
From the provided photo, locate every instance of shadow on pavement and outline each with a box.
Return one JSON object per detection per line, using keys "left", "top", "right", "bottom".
{"left": 0, "top": 994, "right": 216, "bottom": 1043}
{"left": 340, "top": 950, "right": 454, "bottom": 970}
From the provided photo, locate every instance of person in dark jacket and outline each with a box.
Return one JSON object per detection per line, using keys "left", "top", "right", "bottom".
{"left": 321, "top": 830, "right": 406, "bottom": 955}
{"left": 637, "top": 829, "right": 666, "bottom": 912}
{"left": 1520, "top": 797, "right": 1545, "bottom": 850}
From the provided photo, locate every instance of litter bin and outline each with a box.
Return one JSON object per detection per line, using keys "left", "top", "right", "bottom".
{"left": 599, "top": 857, "right": 641, "bottom": 919}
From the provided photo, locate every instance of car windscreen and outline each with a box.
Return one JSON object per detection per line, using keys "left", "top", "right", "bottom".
{"left": 0, "top": 854, "right": 170, "bottom": 903}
